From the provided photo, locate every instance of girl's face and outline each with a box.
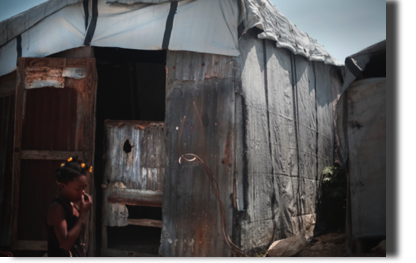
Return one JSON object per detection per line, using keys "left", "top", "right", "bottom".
{"left": 60, "top": 175, "right": 88, "bottom": 202}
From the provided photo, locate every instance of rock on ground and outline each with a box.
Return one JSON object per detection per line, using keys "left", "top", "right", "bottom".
{"left": 318, "top": 232, "right": 346, "bottom": 244}
{"left": 371, "top": 240, "right": 386, "bottom": 255}
{"left": 266, "top": 235, "right": 307, "bottom": 257}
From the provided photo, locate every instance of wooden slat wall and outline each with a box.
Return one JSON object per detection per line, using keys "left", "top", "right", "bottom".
{"left": 0, "top": 94, "right": 14, "bottom": 246}
{"left": 159, "top": 51, "right": 236, "bottom": 257}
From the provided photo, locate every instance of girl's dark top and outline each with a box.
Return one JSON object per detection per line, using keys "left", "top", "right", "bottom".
{"left": 46, "top": 197, "right": 86, "bottom": 257}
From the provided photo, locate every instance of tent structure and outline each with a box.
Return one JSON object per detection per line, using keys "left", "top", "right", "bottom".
{"left": 336, "top": 40, "right": 386, "bottom": 252}
{"left": 0, "top": 0, "right": 343, "bottom": 257}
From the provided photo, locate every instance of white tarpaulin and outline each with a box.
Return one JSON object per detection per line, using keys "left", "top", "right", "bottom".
{"left": 0, "top": 0, "right": 342, "bottom": 78}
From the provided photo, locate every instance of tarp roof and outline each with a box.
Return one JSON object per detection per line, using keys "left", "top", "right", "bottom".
{"left": 0, "top": 0, "right": 342, "bottom": 77}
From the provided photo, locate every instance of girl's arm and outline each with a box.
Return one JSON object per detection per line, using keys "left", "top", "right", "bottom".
{"left": 47, "top": 203, "right": 86, "bottom": 251}
{"left": 47, "top": 194, "right": 92, "bottom": 251}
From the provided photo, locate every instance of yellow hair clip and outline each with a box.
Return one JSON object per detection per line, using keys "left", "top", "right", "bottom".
{"left": 89, "top": 166, "right": 93, "bottom": 173}
{"left": 81, "top": 163, "right": 85, "bottom": 168}
{"left": 68, "top": 157, "right": 72, "bottom": 162}
{"left": 61, "top": 163, "right": 65, "bottom": 167}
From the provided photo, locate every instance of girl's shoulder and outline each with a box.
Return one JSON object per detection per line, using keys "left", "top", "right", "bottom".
{"left": 47, "top": 197, "right": 73, "bottom": 225}
{"left": 46, "top": 200, "right": 66, "bottom": 226}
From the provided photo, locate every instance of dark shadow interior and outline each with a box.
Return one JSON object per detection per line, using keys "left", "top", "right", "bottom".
{"left": 93, "top": 47, "right": 166, "bottom": 256}
{"left": 107, "top": 206, "right": 162, "bottom": 255}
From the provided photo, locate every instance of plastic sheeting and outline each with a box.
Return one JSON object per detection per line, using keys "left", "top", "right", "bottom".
{"left": 0, "top": 39, "right": 17, "bottom": 77}
{"left": 90, "top": 0, "right": 239, "bottom": 56}
{"left": 107, "top": 0, "right": 174, "bottom": 3}
{"left": 0, "top": 0, "right": 342, "bottom": 78}
{"left": 0, "top": 0, "right": 83, "bottom": 47}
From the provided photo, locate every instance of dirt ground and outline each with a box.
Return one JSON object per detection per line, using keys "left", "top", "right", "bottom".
{"left": 296, "top": 232, "right": 385, "bottom": 257}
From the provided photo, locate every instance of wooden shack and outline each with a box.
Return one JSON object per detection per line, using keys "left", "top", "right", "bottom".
{"left": 0, "top": 0, "right": 344, "bottom": 257}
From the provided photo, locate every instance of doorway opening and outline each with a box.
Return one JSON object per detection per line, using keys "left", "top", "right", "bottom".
{"left": 94, "top": 47, "right": 166, "bottom": 256}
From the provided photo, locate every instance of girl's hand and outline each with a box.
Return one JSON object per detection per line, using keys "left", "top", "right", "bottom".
{"left": 80, "top": 193, "right": 92, "bottom": 214}
{"left": 0, "top": 251, "right": 13, "bottom": 258}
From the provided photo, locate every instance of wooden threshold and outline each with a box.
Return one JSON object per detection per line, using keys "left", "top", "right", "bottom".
{"left": 107, "top": 189, "right": 162, "bottom": 207}
{"left": 17, "top": 240, "right": 47, "bottom": 251}
{"left": 21, "top": 150, "right": 84, "bottom": 161}
{"left": 127, "top": 219, "right": 162, "bottom": 228}
{"left": 101, "top": 248, "right": 157, "bottom": 257}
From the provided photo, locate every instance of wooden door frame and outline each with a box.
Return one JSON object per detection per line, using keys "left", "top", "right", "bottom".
{"left": 11, "top": 57, "right": 97, "bottom": 255}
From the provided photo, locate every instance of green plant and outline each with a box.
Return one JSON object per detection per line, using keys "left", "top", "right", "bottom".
{"left": 321, "top": 166, "right": 347, "bottom": 199}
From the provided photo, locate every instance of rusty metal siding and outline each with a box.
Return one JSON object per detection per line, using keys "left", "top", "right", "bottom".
{"left": 13, "top": 58, "right": 97, "bottom": 251}
{"left": 17, "top": 160, "right": 62, "bottom": 240}
{"left": 21, "top": 87, "right": 79, "bottom": 151}
{"left": 160, "top": 51, "right": 236, "bottom": 257}
{"left": 0, "top": 94, "right": 15, "bottom": 246}
{"left": 103, "top": 120, "right": 165, "bottom": 190}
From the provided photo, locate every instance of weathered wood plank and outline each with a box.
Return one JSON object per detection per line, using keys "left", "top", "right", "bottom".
{"left": 66, "top": 59, "right": 88, "bottom": 68}
{"left": 101, "top": 248, "right": 156, "bottom": 257}
{"left": 84, "top": 58, "right": 97, "bottom": 256}
{"left": 25, "top": 58, "right": 66, "bottom": 68}
{"left": 107, "top": 188, "right": 162, "bottom": 207}
{"left": 21, "top": 150, "right": 83, "bottom": 160}
{"left": 127, "top": 219, "right": 162, "bottom": 228}
{"left": 11, "top": 58, "right": 25, "bottom": 249}
{"left": 17, "top": 240, "right": 47, "bottom": 251}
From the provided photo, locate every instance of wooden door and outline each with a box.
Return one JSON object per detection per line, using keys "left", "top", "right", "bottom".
{"left": 11, "top": 58, "right": 97, "bottom": 254}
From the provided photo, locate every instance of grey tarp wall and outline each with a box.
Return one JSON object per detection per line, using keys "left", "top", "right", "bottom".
{"left": 235, "top": 29, "right": 336, "bottom": 251}
{"left": 340, "top": 78, "right": 386, "bottom": 239}
{"left": 336, "top": 40, "right": 386, "bottom": 239}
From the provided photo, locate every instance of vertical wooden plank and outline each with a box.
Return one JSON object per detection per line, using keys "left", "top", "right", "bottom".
{"left": 84, "top": 58, "right": 97, "bottom": 256}
{"left": 11, "top": 57, "right": 25, "bottom": 249}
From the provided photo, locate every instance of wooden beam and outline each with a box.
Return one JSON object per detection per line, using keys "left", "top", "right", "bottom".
{"left": 127, "top": 219, "right": 162, "bottom": 228}
{"left": 84, "top": 58, "right": 97, "bottom": 257}
{"left": 17, "top": 240, "right": 47, "bottom": 251}
{"left": 107, "top": 189, "right": 163, "bottom": 207}
{"left": 66, "top": 59, "right": 88, "bottom": 68}
{"left": 21, "top": 150, "right": 84, "bottom": 160}
{"left": 101, "top": 248, "right": 156, "bottom": 257}
{"left": 11, "top": 57, "right": 25, "bottom": 249}
{"left": 25, "top": 58, "right": 66, "bottom": 68}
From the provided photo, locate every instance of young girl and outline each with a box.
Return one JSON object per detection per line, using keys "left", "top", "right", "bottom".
{"left": 46, "top": 156, "right": 93, "bottom": 257}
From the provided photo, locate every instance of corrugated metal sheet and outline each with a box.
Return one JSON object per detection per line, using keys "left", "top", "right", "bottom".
{"left": 17, "top": 160, "right": 62, "bottom": 240}
{"left": 160, "top": 51, "right": 236, "bottom": 257}
{"left": 102, "top": 120, "right": 165, "bottom": 227}
{"left": 103, "top": 120, "right": 165, "bottom": 190}
{"left": 0, "top": 94, "right": 14, "bottom": 246}
{"left": 21, "top": 86, "right": 80, "bottom": 151}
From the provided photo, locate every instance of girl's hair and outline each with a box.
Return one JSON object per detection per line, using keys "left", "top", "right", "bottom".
{"left": 56, "top": 156, "right": 91, "bottom": 184}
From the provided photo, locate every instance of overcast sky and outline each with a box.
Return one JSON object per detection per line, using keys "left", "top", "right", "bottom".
{"left": 0, "top": 0, "right": 386, "bottom": 62}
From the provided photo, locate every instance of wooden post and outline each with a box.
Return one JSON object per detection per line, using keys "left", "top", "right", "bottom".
{"left": 11, "top": 58, "right": 25, "bottom": 249}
